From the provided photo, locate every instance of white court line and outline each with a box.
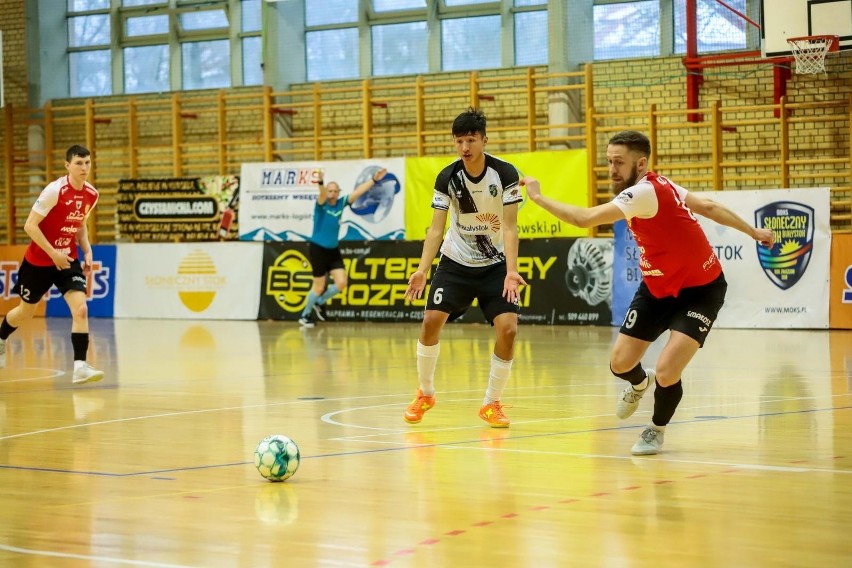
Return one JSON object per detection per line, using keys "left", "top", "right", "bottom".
{"left": 0, "top": 543, "right": 194, "bottom": 567}
{"left": 0, "top": 368, "right": 66, "bottom": 384}
{"left": 450, "top": 445, "right": 852, "bottom": 474}
{"left": 321, "top": 392, "right": 848, "bottom": 441}
{"left": 0, "top": 390, "right": 487, "bottom": 441}
{"left": 3, "top": 380, "right": 844, "bottom": 443}
{"left": 0, "top": 390, "right": 453, "bottom": 441}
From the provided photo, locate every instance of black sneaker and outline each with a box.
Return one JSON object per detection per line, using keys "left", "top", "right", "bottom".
{"left": 312, "top": 303, "right": 327, "bottom": 322}
{"left": 298, "top": 314, "right": 315, "bottom": 328}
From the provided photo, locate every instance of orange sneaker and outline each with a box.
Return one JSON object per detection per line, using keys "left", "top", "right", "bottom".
{"left": 478, "top": 401, "right": 510, "bottom": 428}
{"left": 404, "top": 389, "right": 436, "bottom": 424}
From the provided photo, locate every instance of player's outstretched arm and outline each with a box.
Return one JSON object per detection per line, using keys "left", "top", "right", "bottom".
{"left": 316, "top": 170, "right": 329, "bottom": 205}
{"left": 685, "top": 193, "right": 775, "bottom": 247}
{"left": 349, "top": 167, "right": 389, "bottom": 204}
{"left": 405, "top": 209, "right": 447, "bottom": 301}
{"left": 522, "top": 176, "right": 624, "bottom": 229}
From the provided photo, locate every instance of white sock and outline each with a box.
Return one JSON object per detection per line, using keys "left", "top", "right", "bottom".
{"left": 74, "top": 360, "right": 86, "bottom": 371}
{"left": 484, "top": 353, "right": 512, "bottom": 404}
{"left": 416, "top": 341, "right": 440, "bottom": 396}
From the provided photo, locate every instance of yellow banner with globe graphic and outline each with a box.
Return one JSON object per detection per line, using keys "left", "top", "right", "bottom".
{"left": 404, "top": 149, "right": 590, "bottom": 239}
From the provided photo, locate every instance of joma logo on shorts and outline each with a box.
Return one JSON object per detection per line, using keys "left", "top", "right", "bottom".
{"left": 687, "top": 310, "right": 711, "bottom": 327}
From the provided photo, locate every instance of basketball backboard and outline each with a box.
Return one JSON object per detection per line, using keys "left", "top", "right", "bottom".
{"left": 761, "top": 0, "right": 852, "bottom": 56}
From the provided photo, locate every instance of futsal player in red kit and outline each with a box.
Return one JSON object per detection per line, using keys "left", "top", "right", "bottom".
{"left": 523, "top": 130, "right": 774, "bottom": 455}
{"left": 0, "top": 145, "right": 104, "bottom": 384}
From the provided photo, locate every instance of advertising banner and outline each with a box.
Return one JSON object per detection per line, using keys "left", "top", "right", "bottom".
{"left": 694, "top": 188, "right": 830, "bottom": 328}
{"left": 117, "top": 176, "right": 240, "bottom": 242}
{"left": 611, "top": 220, "right": 641, "bottom": 326}
{"left": 239, "top": 158, "right": 405, "bottom": 241}
{"left": 45, "top": 244, "right": 116, "bottom": 318}
{"left": 404, "top": 150, "right": 589, "bottom": 240}
{"left": 829, "top": 233, "right": 852, "bottom": 329}
{"left": 258, "top": 239, "right": 613, "bottom": 325}
{"left": 0, "top": 246, "right": 45, "bottom": 316}
{"left": 613, "top": 188, "right": 831, "bottom": 329}
{"left": 115, "top": 242, "right": 263, "bottom": 319}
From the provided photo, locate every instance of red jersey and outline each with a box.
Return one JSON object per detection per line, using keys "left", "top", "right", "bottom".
{"left": 617, "top": 172, "right": 721, "bottom": 298}
{"left": 25, "top": 175, "right": 99, "bottom": 267}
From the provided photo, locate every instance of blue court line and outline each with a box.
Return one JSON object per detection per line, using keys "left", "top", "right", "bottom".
{"left": 0, "top": 405, "right": 848, "bottom": 478}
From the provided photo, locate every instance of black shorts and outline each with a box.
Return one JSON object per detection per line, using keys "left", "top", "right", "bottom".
{"left": 12, "top": 258, "right": 88, "bottom": 304}
{"left": 426, "top": 256, "right": 520, "bottom": 324}
{"left": 619, "top": 273, "right": 727, "bottom": 347}
{"left": 308, "top": 242, "right": 344, "bottom": 277}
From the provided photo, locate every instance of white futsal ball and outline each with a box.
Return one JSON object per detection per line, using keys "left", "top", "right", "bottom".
{"left": 254, "top": 434, "right": 300, "bottom": 482}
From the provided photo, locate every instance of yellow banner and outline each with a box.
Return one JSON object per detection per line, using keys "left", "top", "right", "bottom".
{"left": 404, "top": 149, "right": 590, "bottom": 240}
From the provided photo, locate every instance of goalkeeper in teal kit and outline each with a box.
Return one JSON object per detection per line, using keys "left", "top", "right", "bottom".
{"left": 299, "top": 166, "right": 388, "bottom": 327}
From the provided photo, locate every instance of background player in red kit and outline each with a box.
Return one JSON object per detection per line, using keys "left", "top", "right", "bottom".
{"left": 523, "top": 130, "right": 774, "bottom": 455}
{"left": 0, "top": 144, "right": 104, "bottom": 384}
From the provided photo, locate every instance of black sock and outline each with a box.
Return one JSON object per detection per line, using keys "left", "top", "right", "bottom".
{"left": 652, "top": 380, "right": 683, "bottom": 427}
{"left": 0, "top": 317, "right": 16, "bottom": 341}
{"left": 71, "top": 332, "right": 89, "bottom": 361}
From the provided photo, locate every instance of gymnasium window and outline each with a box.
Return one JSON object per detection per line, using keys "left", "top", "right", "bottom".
{"left": 183, "top": 40, "right": 231, "bottom": 90}
{"left": 372, "top": 0, "right": 427, "bottom": 10}
{"left": 594, "top": 0, "right": 661, "bottom": 60}
{"left": 306, "top": 0, "right": 549, "bottom": 80}
{"left": 66, "top": 0, "right": 261, "bottom": 96}
{"left": 124, "top": 44, "right": 169, "bottom": 94}
{"left": 372, "top": 22, "right": 429, "bottom": 77}
{"left": 306, "top": 28, "right": 361, "bottom": 81}
{"left": 68, "top": 6, "right": 111, "bottom": 96}
{"left": 444, "top": 0, "right": 498, "bottom": 5}
{"left": 515, "top": 9, "right": 548, "bottom": 66}
{"left": 673, "top": 0, "right": 753, "bottom": 53}
{"left": 242, "top": 0, "right": 263, "bottom": 85}
{"left": 592, "top": 0, "right": 757, "bottom": 61}
{"left": 442, "top": 15, "right": 502, "bottom": 71}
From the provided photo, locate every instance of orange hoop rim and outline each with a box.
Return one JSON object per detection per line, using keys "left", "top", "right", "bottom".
{"left": 786, "top": 35, "right": 840, "bottom": 52}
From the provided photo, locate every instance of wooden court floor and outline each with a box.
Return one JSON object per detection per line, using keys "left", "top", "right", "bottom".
{"left": 0, "top": 317, "right": 850, "bottom": 567}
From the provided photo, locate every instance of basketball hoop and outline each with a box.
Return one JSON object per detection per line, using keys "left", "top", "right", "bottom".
{"left": 786, "top": 35, "right": 839, "bottom": 75}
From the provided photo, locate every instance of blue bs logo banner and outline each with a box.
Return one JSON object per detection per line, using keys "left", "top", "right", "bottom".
{"left": 755, "top": 201, "right": 814, "bottom": 290}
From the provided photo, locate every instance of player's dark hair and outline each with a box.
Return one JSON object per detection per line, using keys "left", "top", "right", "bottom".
{"left": 452, "top": 107, "right": 486, "bottom": 138}
{"left": 66, "top": 144, "right": 91, "bottom": 162}
{"left": 608, "top": 130, "right": 651, "bottom": 158}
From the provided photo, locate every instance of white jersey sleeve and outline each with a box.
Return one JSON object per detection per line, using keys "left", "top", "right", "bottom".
{"left": 32, "top": 179, "right": 61, "bottom": 217}
{"left": 611, "top": 180, "right": 658, "bottom": 219}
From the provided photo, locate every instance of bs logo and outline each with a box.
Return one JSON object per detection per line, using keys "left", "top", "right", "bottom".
{"left": 844, "top": 265, "right": 852, "bottom": 303}
{"left": 266, "top": 249, "right": 314, "bottom": 312}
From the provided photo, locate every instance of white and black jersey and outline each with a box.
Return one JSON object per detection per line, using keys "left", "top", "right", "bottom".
{"left": 432, "top": 154, "right": 522, "bottom": 267}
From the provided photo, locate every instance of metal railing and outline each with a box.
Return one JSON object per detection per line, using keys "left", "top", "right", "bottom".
{"left": 1, "top": 65, "right": 850, "bottom": 244}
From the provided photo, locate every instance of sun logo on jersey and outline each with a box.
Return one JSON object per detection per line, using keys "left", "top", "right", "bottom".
{"left": 475, "top": 212, "right": 501, "bottom": 233}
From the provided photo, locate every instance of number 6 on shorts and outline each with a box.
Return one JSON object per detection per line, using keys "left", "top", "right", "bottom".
{"left": 432, "top": 287, "right": 443, "bottom": 304}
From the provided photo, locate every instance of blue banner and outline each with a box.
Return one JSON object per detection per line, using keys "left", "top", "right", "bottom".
{"left": 46, "top": 244, "right": 116, "bottom": 318}
{"left": 612, "top": 220, "right": 641, "bottom": 326}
